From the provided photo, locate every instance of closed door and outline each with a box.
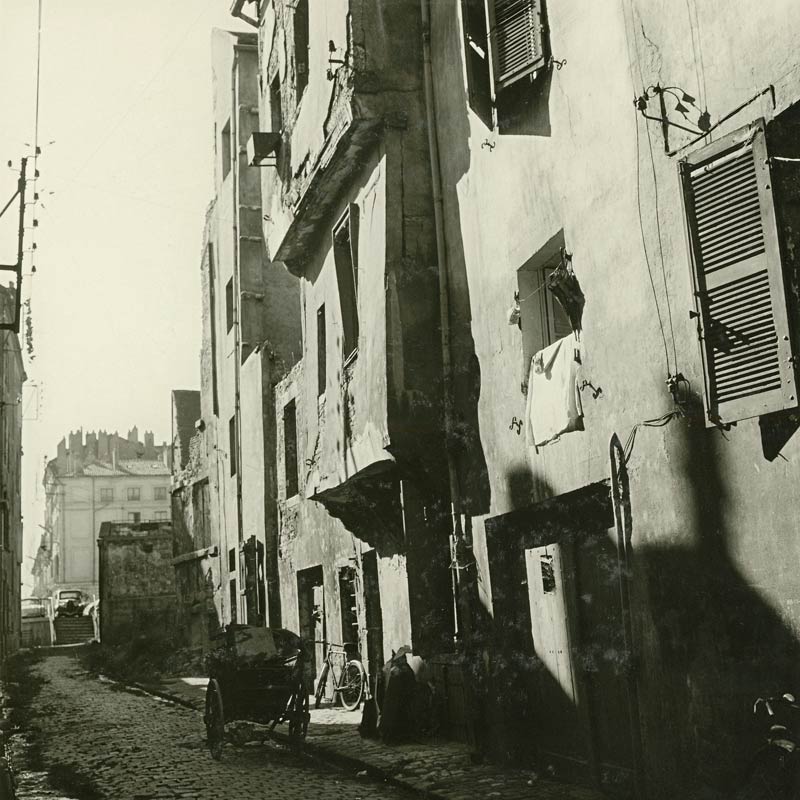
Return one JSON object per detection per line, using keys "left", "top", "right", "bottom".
{"left": 525, "top": 543, "right": 587, "bottom": 768}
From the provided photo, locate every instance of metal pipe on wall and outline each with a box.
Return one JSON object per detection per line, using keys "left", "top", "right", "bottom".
{"left": 420, "top": 0, "right": 471, "bottom": 644}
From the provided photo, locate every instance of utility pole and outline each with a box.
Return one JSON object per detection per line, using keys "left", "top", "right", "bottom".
{"left": 0, "top": 157, "right": 28, "bottom": 333}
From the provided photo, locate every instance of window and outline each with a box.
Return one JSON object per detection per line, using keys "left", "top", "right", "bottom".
{"left": 154, "top": 486, "right": 167, "bottom": 501}
{"left": 680, "top": 119, "right": 797, "bottom": 426}
{"left": 317, "top": 304, "right": 326, "bottom": 397}
{"left": 208, "top": 243, "right": 219, "bottom": 415}
{"left": 518, "top": 236, "right": 575, "bottom": 388}
{"left": 226, "top": 278, "right": 234, "bottom": 333}
{"left": 99, "top": 488, "right": 113, "bottom": 503}
{"left": 127, "top": 487, "right": 140, "bottom": 501}
{"left": 128, "top": 512, "right": 141, "bottom": 524}
{"left": 270, "top": 76, "right": 283, "bottom": 134}
{"left": 283, "top": 399, "right": 298, "bottom": 498}
{"left": 333, "top": 205, "right": 360, "bottom": 360}
{"left": 461, "top": 0, "right": 548, "bottom": 128}
{"left": 0, "top": 504, "right": 7, "bottom": 550}
{"left": 221, "top": 118, "right": 232, "bottom": 180}
{"left": 154, "top": 510, "right": 168, "bottom": 521}
{"left": 294, "top": 0, "right": 309, "bottom": 100}
{"left": 229, "top": 415, "right": 238, "bottom": 476}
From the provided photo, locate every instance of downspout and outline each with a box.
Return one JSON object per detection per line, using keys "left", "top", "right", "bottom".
{"left": 609, "top": 433, "right": 646, "bottom": 799}
{"left": 231, "top": 52, "right": 245, "bottom": 622}
{"left": 420, "top": 0, "right": 471, "bottom": 644}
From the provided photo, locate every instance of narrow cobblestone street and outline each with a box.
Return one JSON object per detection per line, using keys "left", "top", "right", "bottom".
{"left": 6, "top": 651, "right": 415, "bottom": 800}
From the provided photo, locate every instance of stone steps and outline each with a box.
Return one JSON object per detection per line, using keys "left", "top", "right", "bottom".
{"left": 53, "top": 616, "right": 95, "bottom": 645}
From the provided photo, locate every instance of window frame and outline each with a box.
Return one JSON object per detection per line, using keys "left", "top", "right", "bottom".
{"left": 679, "top": 118, "right": 798, "bottom": 426}
{"left": 126, "top": 487, "right": 141, "bottom": 502}
{"left": 221, "top": 118, "right": 232, "bottom": 181}
{"left": 154, "top": 486, "right": 167, "bottom": 501}
{"left": 99, "top": 487, "right": 113, "bottom": 503}
{"left": 283, "top": 398, "right": 299, "bottom": 499}
{"left": 333, "top": 205, "right": 360, "bottom": 361}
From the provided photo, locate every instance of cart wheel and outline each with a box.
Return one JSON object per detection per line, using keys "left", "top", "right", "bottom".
{"left": 204, "top": 678, "right": 225, "bottom": 760}
{"left": 339, "top": 660, "right": 365, "bottom": 711}
{"left": 288, "top": 688, "right": 310, "bottom": 744}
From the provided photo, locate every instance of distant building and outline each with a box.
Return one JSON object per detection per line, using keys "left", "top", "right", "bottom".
{"left": 0, "top": 284, "right": 26, "bottom": 658}
{"left": 39, "top": 428, "right": 171, "bottom": 598}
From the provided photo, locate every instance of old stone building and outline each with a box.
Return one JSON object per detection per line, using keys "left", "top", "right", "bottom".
{"left": 249, "top": 0, "right": 455, "bottom": 684}
{"left": 170, "top": 389, "right": 217, "bottom": 649}
{"left": 0, "top": 284, "right": 26, "bottom": 658}
{"left": 192, "top": 29, "right": 301, "bottom": 633}
{"left": 40, "top": 428, "right": 171, "bottom": 598}
{"left": 209, "top": 1, "right": 800, "bottom": 797}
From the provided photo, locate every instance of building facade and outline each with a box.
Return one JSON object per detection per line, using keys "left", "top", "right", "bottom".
{"left": 170, "top": 389, "right": 217, "bottom": 650}
{"left": 188, "top": 29, "right": 302, "bottom": 635}
{"left": 254, "top": 0, "right": 456, "bottom": 681}
{"left": 39, "top": 428, "right": 170, "bottom": 598}
{"left": 0, "top": 285, "right": 26, "bottom": 659}
{"left": 216, "top": 0, "right": 800, "bottom": 798}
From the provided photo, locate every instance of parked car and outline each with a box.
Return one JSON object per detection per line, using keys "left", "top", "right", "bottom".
{"left": 21, "top": 597, "right": 47, "bottom": 619}
{"left": 54, "top": 590, "right": 87, "bottom": 618}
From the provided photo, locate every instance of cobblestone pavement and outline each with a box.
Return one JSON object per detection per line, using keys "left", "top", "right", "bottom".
{"left": 9, "top": 652, "right": 415, "bottom": 800}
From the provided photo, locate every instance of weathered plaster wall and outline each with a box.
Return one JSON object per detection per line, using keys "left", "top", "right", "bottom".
{"left": 98, "top": 524, "right": 176, "bottom": 644}
{"left": 430, "top": 0, "right": 800, "bottom": 794}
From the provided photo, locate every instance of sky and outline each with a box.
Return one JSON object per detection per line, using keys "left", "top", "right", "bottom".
{"left": 0, "top": 1, "right": 248, "bottom": 592}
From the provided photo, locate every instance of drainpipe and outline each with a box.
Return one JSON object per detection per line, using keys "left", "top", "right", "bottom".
{"left": 609, "top": 433, "right": 646, "bottom": 798}
{"left": 420, "top": 0, "right": 471, "bottom": 645}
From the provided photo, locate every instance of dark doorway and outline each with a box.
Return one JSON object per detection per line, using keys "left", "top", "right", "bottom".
{"left": 338, "top": 566, "right": 359, "bottom": 651}
{"left": 297, "top": 565, "right": 324, "bottom": 688}
{"left": 361, "top": 549, "right": 384, "bottom": 689}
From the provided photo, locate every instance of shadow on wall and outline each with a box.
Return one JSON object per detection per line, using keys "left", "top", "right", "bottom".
{"left": 481, "top": 395, "right": 800, "bottom": 799}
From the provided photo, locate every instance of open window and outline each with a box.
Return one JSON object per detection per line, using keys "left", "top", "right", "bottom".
{"left": 225, "top": 278, "right": 234, "bottom": 333}
{"left": 317, "top": 304, "right": 327, "bottom": 398}
{"left": 283, "top": 399, "right": 299, "bottom": 498}
{"left": 461, "top": 0, "right": 548, "bottom": 129}
{"left": 294, "top": 0, "right": 309, "bottom": 101}
{"left": 679, "top": 119, "right": 798, "bottom": 426}
{"left": 229, "top": 415, "right": 238, "bottom": 476}
{"left": 333, "top": 205, "right": 360, "bottom": 361}
{"left": 221, "top": 119, "right": 232, "bottom": 180}
{"left": 518, "top": 234, "right": 575, "bottom": 381}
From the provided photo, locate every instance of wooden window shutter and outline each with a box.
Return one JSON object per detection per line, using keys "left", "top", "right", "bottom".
{"left": 680, "top": 119, "right": 798, "bottom": 426}
{"left": 488, "top": 0, "right": 546, "bottom": 90}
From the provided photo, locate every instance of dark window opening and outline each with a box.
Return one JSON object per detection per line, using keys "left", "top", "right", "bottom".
{"left": 540, "top": 553, "right": 556, "bottom": 593}
{"left": 221, "top": 118, "right": 232, "bottom": 180}
{"left": 229, "top": 578, "right": 238, "bottom": 624}
{"left": 461, "top": 0, "right": 493, "bottom": 129}
{"left": 270, "top": 77, "right": 283, "bottom": 134}
{"left": 228, "top": 546, "right": 236, "bottom": 573}
{"left": 229, "top": 415, "right": 238, "bottom": 476}
{"left": 283, "top": 399, "right": 298, "bottom": 498}
{"left": 208, "top": 243, "right": 220, "bottom": 415}
{"left": 225, "top": 278, "right": 234, "bottom": 333}
{"left": 338, "top": 566, "right": 359, "bottom": 649}
{"left": 128, "top": 512, "right": 141, "bottom": 524}
{"left": 333, "top": 206, "right": 360, "bottom": 360}
{"left": 317, "top": 304, "right": 326, "bottom": 397}
{"left": 460, "top": 0, "right": 549, "bottom": 130}
{"left": 294, "top": 0, "right": 309, "bottom": 100}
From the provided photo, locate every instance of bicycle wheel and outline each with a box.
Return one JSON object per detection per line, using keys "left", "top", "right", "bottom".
{"left": 204, "top": 678, "right": 225, "bottom": 761}
{"left": 339, "top": 660, "right": 365, "bottom": 711}
{"left": 314, "top": 661, "right": 330, "bottom": 709}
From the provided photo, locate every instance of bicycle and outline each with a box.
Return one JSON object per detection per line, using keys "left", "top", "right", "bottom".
{"left": 313, "top": 641, "right": 366, "bottom": 711}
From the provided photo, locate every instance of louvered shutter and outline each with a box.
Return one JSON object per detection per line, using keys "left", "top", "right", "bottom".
{"left": 680, "top": 119, "right": 798, "bottom": 426}
{"left": 488, "top": 0, "right": 546, "bottom": 90}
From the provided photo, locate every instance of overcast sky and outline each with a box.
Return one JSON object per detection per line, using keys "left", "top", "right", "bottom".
{"left": 0, "top": 1, "right": 247, "bottom": 591}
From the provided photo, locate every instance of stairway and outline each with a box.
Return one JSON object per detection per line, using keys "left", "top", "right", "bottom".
{"left": 53, "top": 616, "right": 95, "bottom": 645}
